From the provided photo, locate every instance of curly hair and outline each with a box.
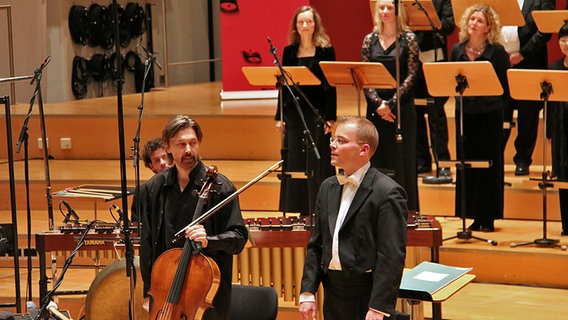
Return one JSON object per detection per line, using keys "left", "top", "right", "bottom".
{"left": 372, "top": 0, "right": 410, "bottom": 34}
{"left": 288, "top": 6, "right": 331, "bottom": 48}
{"left": 142, "top": 137, "right": 165, "bottom": 168}
{"left": 458, "top": 4, "right": 502, "bottom": 44}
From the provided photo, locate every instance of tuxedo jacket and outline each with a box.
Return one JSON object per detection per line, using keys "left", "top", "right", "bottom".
{"left": 301, "top": 167, "right": 408, "bottom": 315}
{"left": 515, "top": 0, "right": 555, "bottom": 69}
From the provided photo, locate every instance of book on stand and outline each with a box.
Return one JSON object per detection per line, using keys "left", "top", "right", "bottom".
{"left": 399, "top": 261, "right": 473, "bottom": 301}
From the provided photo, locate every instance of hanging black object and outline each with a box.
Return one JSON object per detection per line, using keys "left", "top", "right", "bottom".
{"left": 108, "top": 2, "right": 132, "bottom": 48}
{"left": 125, "top": 2, "right": 147, "bottom": 39}
{"left": 87, "top": 3, "right": 114, "bottom": 49}
{"left": 68, "top": 5, "right": 89, "bottom": 45}
{"left": 71, "top": 56, "right": 90, "bottom": 99}
{"left": 109, "top": 52, "right": 125, "bottom": 81}
{"left": 88, "top": 53, "right": 110, "bottom": 82}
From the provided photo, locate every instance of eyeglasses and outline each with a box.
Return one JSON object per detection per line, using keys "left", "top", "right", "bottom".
{"left": 330, "top": 136, "right": 365, "bottom": 146}
{"left": 330, "top": 136, "right": 348, "bottom": 145}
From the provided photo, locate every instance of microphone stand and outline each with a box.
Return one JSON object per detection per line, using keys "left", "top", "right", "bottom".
{"left": 35, "top": 220, "right": 96, "bottom": 320}
{"left": 393, "top": 0, "right": 406, "bottom": 197}
{"left": 110, "top": 2, "right": 136, "bottom": 319}
{"left": 15, "top": 58, "right": 52, "bottom": 305}
{"left": 268, "top": 38, "right": 320, "bottom": 218}
{"left": 131, "top": 44, "right": 160, "bottom": 236}
{"left": 413, "top": 0, "right": 452, "bottom": 185}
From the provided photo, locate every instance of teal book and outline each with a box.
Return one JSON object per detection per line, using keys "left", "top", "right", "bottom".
{"left": 399, "top": 261, "right": 473, "bottom": 301}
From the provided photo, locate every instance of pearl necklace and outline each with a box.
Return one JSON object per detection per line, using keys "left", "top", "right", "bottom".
{"left": 466, "top": 44, "right": 485, "bottom": 56}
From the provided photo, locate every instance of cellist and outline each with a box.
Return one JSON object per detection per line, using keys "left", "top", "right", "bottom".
{"left": 140, "top": 115, "right": 248, "bottom": 319}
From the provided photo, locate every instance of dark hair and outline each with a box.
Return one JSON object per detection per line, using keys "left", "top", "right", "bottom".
{"left": 162, "top": 115, "right": 203, "bottom": 146}
{"left": 142, "top": 137, "right": 165, "bottom": 168}
{"left": 559, "top": 21, "right": 568, "bottom": 39}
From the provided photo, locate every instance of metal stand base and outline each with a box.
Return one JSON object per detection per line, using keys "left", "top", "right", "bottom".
{"left": 511, "top": 238, "right": 567, "bottom": 250}
{"left": 444, "top": 229, "right": 498, "bottom": 245}
{"left": 422, "top": 175, "right": 452, "bottom": 185}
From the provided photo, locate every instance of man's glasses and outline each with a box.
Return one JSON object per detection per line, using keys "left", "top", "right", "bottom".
{"left": 330, "top": 137, "right": 364, "bottom": 146}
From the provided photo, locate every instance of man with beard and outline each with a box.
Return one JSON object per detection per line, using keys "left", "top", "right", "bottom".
{"left": 139, "top": 115, "right": 248, "bottom": 319}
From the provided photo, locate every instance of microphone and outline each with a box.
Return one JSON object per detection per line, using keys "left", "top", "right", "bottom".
{"left": 30, "top": 56, "right": 52, "bottom": 84}
{"left": 61, "top": 201, "right": 80, "bottom": 224}
{"left": 267, "top": 37, "right": 277, "bottom": 56}
{"left": 137, "top": 44, "right": 163, "bottom": 70}
{"left": 47, "top": 301, "right": 71, "bottom": 320}
{"left": 110, "top": 204, "right": 123, "bottom": 227}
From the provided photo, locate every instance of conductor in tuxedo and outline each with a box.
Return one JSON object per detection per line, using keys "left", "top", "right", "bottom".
{"left": 299, "top": 116, "right": 408, "bottom": 320}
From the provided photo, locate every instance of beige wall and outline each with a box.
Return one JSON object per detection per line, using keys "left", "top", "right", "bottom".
{"left": 0, "top": 0, "right": 220, "bottom": 105}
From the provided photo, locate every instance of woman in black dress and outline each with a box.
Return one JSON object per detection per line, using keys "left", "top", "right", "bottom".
{"left": 548, "top": 22, "right": 568, "bottom": 236}
{"left": 362, "top": 0, "right": 420, "bottom": 211}
{"left": 276, "top": 5, "right": 337, "bottom": 215}
{"left": 450, "top": 4, "right": 510, "bottom": 232}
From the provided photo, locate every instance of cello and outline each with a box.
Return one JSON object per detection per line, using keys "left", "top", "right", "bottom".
{"left": 147, "top": 166, "right": 221, "bottom": 320}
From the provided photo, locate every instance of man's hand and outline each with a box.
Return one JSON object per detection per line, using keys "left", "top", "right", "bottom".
{"left": 142, "top": 297, "right": 150, "bottom": 312}
{"left": 299, "top": 301, "right": 317, "bottom": 320}
{"left": 365, "top": 308, "right": 385, "bottom": 320}
{"left": 275, "top": 121, "right": 286, "bottom": 133}
{"left": 184, "top": 224, "right": 208, "bottom": 248}
{"left": 509, "top": 52, "right": 524, "bottom": 67}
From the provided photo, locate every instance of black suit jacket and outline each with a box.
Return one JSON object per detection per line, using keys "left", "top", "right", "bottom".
{"left": 301, "top": 167, "right": 408, "bottom": 315}
{"left": 515, "top": 0, "right": 555, "bottom": 69}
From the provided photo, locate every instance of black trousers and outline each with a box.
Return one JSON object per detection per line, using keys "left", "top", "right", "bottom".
{"left": 322, "top": 270, "right": 380, "bottom": 320}
{"left": 503, "top": 98, "right": 543, "bottom": 166}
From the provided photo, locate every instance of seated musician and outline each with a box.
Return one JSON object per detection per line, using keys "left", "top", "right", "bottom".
{"left": 299, "top": 116, "right": 407, "bottom": 320}
{"left": 140, "top": 115, "right": 248, "bottom": 319}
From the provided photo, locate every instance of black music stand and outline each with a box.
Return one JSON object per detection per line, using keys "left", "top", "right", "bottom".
{"left": 423, "top": 61, "right": 501, "bottom": 245}
{"left": 507, "top": 70, "right": 568, "bottom": 251}
{"left": 507, "top": 10, "right": 568, "bottom": 250}
{"left": 242, "top": 66, "right": 320, "bottom": 216}
{"left": 319, "top": 61, "right": 395, "bottom": 117}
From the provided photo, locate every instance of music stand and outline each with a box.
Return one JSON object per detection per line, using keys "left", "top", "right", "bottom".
{"left": 242, "top": 66, "right": 320, "bottom": 216}
{"left": 451, "top": 0, "right": 525, "bottom": 27}
{"left": 319, "top": 61, "right": 395, "bottom": 117}
{"left": 423, "top": 61, "right": 501, "bottom": 245}
{"left": 370, "top": 0, "right": 442, "bottom": 30}
{"left": 506, "top": 70, "right": 568, "bottom": 251}
{"left": 532, "top": 10, "right": 568, "bottom": 34}
{"left": 242, "top": 66, "right": 321, "bottom": 87}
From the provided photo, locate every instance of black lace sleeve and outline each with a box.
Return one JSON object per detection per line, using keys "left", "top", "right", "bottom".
{"left": 362, "top": 32, "right": 382, "bottom": 109}
{"left": 385, "top": 31, "right": 419, "bottom": 109}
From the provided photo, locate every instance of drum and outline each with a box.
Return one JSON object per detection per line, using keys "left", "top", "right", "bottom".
{"left": 84, "top": 257, "right": 147, "bottom": 320}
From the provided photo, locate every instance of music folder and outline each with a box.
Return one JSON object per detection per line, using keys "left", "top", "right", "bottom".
{"left": 399, "top": 261, "right": 474, "bottom": 301}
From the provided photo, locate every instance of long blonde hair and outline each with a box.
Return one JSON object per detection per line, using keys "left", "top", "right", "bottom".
{"left": 458, "top": 4, "right": 502, "bottom": 44}
{"left": 373, "top": 0, "right": 410, "bottom": 34}
{"left": 288, "top": 6, "right": 331, "bottom": 48}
